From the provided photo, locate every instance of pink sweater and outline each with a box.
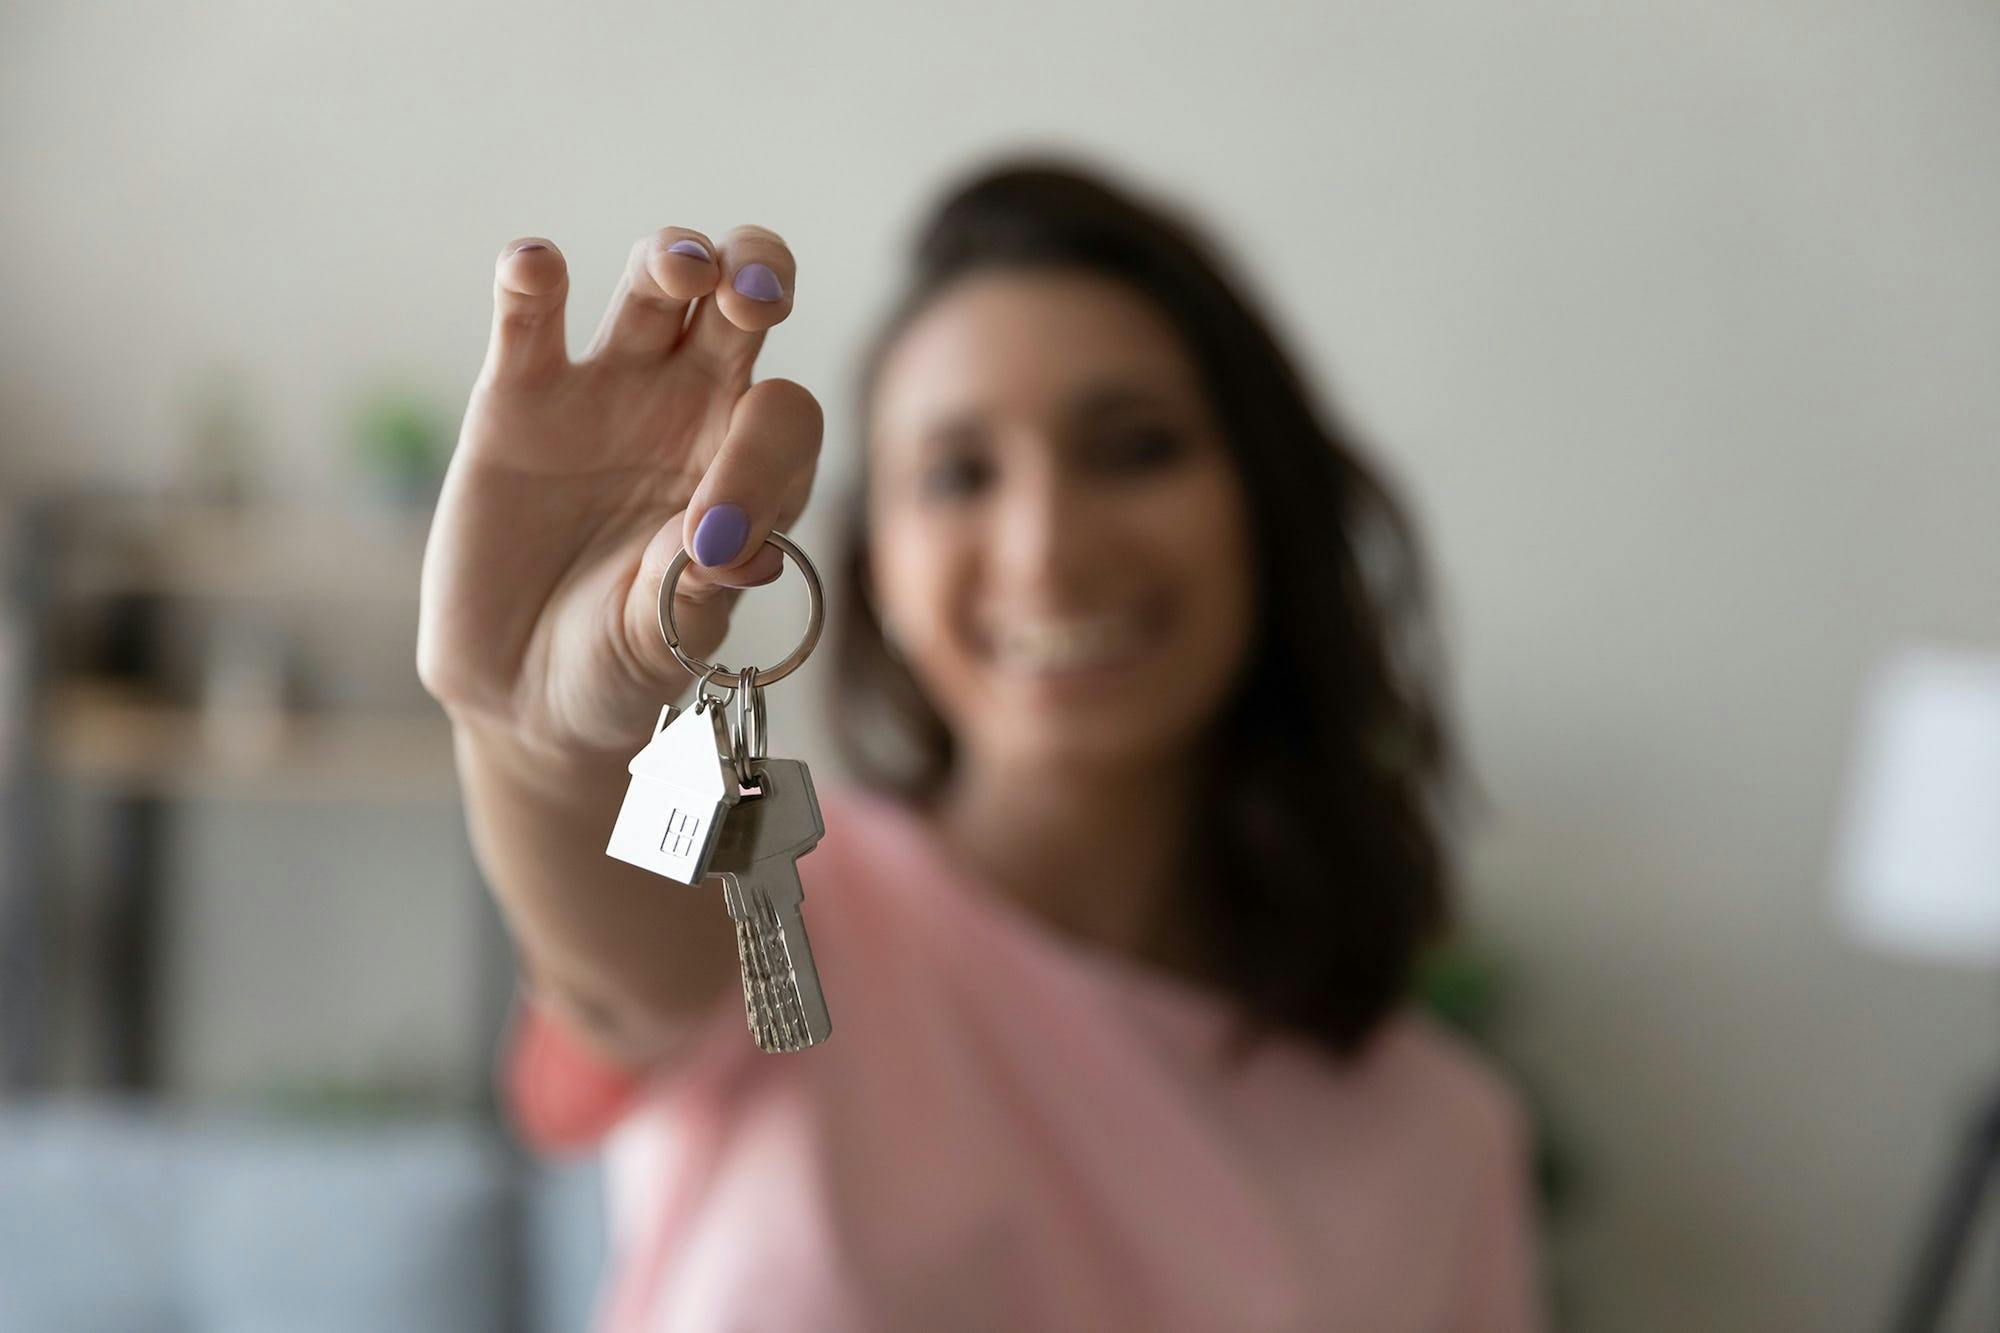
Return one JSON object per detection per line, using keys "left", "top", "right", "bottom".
{"left": 506, "top": 786, "right": 1545, "bottom": 1332}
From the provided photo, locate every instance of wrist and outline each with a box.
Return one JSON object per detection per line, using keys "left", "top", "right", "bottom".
{"left": 446, "top": 705, "right": 634, "bottom": 804}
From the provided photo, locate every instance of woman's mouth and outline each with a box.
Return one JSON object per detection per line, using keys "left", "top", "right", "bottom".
{"left": 986, "top": 608, "right": 1162, "bottom": 678}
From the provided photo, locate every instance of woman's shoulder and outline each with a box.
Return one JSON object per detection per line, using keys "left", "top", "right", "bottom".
{"left": 1218, "top": 1002, "right": 1531, "bottom": 1179}
{"left": 1340, "top": 1009, "right": 1532, "bottom": 1160}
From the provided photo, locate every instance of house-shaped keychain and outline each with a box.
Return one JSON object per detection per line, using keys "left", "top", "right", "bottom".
{"left": 605, "top": 700, "right": 741, "bottom": 886}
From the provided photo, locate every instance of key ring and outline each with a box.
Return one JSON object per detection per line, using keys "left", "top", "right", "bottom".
{"left": 692, "top": 664, "right": 731, "bottom": 713}
{"left": 732, "top": 666, "right": 767, "bottom": 761}
{"left": 656, "top": 531, "right": 824, "bottom": 689}
{"left": 728, "top": 665, "right": 766, "bottom": 788}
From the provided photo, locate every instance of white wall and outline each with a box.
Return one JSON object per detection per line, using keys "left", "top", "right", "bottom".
{"left": 5, "top": 1, "right": 1997, "bottom": 1327}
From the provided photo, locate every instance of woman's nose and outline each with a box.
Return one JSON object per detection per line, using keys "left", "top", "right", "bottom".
{"left": 989, "top": 467, "right": 1094, "bottom": 591}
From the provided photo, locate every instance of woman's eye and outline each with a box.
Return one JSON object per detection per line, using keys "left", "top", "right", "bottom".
{"left": 1089, "top": 427, "right": 1187, "bottom": 471}
{"left": 919, "top": 454, "right": 992, "bottom": 499}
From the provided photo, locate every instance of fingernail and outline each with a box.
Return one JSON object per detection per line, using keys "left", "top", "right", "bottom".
{"left": 665, "top": 238, "right": 710, "bottom": 261}
{"left": 692, "top": 503, "right": 750, "bottom": 567}
{"left": 513, "top": 243, "right": 548, "bottom": 254}
{"left": 733, "top": 262, "right": 784, "bottom": 302}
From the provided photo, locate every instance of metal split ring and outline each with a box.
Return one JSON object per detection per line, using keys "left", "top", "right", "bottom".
{"left": 656, "top": 531, "right": 825, "bottom": 690}
{"left": 691, "top": 664, "right": 731, "bottom": 709}
{"left": 728, "top": 666, "right": 767, "bottom": 788}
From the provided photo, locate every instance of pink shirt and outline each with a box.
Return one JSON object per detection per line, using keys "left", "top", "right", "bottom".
{"left": 506, "top": 786, "right": 1545, "bottom": 1332}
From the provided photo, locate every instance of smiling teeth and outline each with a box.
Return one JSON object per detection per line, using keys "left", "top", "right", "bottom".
{"left": 997, "top": 616, "right": 1144, "bottom": 672}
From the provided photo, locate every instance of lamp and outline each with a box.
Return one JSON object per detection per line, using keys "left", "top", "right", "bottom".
{"left": 1830, "top": 643, "right": 2000, "bottom": 1333}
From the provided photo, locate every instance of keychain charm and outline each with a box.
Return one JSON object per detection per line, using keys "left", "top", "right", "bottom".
{"left": 607, "top": 530, "right": 835, "bottom": 1053}
{"left": 603, "top": 681, "right": 739, "bottom": 885}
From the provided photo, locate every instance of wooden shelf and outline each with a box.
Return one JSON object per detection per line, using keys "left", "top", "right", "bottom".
{"left": 47, "top": 680, "right": 459, "bottom": 803}
{"left": 54, "top": 498, "right": 431, "bottom": 604}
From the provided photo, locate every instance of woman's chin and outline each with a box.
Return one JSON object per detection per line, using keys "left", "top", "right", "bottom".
{"left": 991, "top": 656, "right": 1142, "bottom": 705}
{"left": 975, "top": 694, "right": 1190, "bottom": 772}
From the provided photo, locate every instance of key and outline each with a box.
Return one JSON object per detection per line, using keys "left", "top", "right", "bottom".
{"left": 706, "top": 757, "right": 833, "bottom": 1052}
{"left": 605, "top": 699, "right": 740, "bottom": 885}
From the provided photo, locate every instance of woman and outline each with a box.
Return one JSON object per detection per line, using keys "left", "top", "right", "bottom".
{"left": 418, "top": 157, "right": 1544, "bottom": 1331}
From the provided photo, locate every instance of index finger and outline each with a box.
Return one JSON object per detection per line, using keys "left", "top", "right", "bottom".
{"left": 682, "top": 377, "right": 823, "bottom": 578}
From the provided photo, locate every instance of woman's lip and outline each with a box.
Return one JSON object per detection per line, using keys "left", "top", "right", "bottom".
{"left": 993, "top": 653, "right": 1152, "bottom": 704}
{"left": 996, "top": 642, "right": 1150, "bottom": 678}
{"left": 979, "top": 606, "right": 1170, "bottom": 680}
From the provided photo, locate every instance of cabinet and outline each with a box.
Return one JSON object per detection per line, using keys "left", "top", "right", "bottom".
{"left": 0, "top": 493, "right": 505, "bottom": 1106}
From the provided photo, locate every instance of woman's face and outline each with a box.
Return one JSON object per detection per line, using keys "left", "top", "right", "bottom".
{"left": 866, "top": 268, "right": 1256, "bottom": 778}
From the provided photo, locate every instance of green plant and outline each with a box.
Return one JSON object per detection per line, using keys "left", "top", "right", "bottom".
{"left": 350, "top": 383, "right": 453, "bottom": 504}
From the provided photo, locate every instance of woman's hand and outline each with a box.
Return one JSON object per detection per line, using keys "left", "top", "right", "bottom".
{"left": 417, "top": 227, "right": 823, "bottom": 759}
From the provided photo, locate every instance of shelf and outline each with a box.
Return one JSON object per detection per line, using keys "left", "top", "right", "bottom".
{"left": 47, "top": 681, "right": 459, "bottom": 803}
{"left": 52, "top": 497, "right": 432, "bottom": 604}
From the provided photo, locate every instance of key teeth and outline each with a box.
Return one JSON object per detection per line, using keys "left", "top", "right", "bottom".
{"left": 733, "top": 905, "right": 820, "bottom": 1054}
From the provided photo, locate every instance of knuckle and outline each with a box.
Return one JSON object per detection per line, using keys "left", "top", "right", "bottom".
{"left": 495, "top": 304, "right": 552, "bottom": 334}
{"left": 726, "top": 224, "right": 791, "bottom": 262}
{"left": 628, "top": 240, "right": 674, "bottom": 298}
{"left": 496, "top": 255, "right": 564, "bottom": 300}
{"left": 414, "top": 642, "right": 445, "bottom": 700}
{"left": 755, "top": 379, "right": 826, "bottom": 437}
{"left": 415, "top": 639, "right": 472, "bottom": 708}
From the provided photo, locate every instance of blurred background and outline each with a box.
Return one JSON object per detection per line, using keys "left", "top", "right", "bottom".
{"left": 2, "top": 0, "right": 1997, "bottom": 1329}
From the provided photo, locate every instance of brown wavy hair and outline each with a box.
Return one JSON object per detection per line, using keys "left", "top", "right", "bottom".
{"left": 828, "top": 155, "right": 1462, "bottom": 1059}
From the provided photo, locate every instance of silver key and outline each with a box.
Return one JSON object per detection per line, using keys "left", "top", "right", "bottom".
{"left": 706, "top": 757, "right": 832, "bottom": 1052}
{"left": 605, "top": 699, "right": 739, "bottom": 885}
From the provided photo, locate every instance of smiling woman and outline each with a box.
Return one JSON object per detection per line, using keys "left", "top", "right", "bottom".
{"left": 870, "top": 278, "right": 1249, "bottom": 732}
{"left": 832, "top": 167, "right": 1460, "bottom": 1054}
{"left": 428, "top": 156, "right": 1544, "bottom": 1330}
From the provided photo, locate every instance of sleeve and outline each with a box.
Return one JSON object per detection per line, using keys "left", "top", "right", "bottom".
{"left": 1442, "top": 1092, "right": 1549, "bottom": 1333}
{"left": 499, "top": 992, "right": 650, "bottom": 1155}
{"left": 499, "top": 984, "right": 756, "bottom": 1154}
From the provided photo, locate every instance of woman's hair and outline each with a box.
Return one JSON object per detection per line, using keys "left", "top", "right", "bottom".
{"left": 829, "top": 155, "right": 1463, "bottom": 1060}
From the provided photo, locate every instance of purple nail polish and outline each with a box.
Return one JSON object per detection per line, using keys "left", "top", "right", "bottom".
{"left": 733, "top": 262, "right": 784, "bottom": 302}
{"left": 665, "top": 239, "right": 710, "bottom": 261}
{"left": 692, "top": 503, "right": 750, "bottom": 567}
